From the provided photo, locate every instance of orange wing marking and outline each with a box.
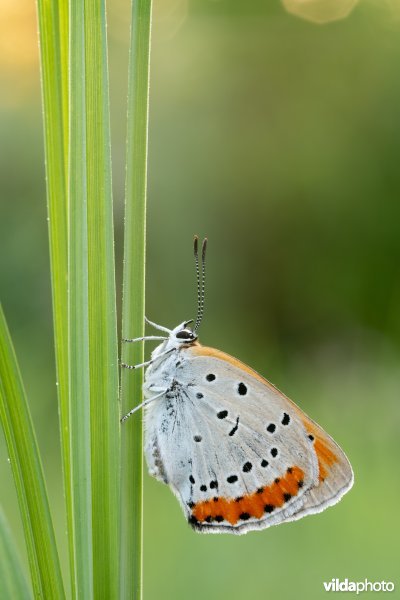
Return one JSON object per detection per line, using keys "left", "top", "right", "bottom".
{"left": 303, "top": 422, "right": 338, "bottom": 482}
{"left": 189, "top": 345, "right": 273, "bottom": 387}
{"left": 191, "top": 466, "right": 305, "bottom": 526}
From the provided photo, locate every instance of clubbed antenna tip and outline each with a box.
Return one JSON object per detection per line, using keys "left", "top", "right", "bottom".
{"left": 202, "top": 237, "right": 208, "bottom": 260}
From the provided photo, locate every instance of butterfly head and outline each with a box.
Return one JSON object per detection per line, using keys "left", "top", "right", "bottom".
{"left": 171, "top": 320, "right": 198, "bottom": 345}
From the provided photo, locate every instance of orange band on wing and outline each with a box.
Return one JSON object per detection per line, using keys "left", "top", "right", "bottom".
{"left": 314, "top": 438, "right": 337, "bottom": 481}
{"left": 303, "top": 422, "right": 338, "bottom": 482}
{"left": 191, "top": 466, "right": 305, "bottom": 526}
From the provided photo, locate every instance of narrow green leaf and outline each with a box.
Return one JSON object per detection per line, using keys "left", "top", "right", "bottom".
{"left": 121, "top": 1, "right": 153, "bottom": 598}
{"left": 84, "top": 0, "right": 120, "bottom": 597}
{"left": 57, "top": 0, "right": 69, "bottom": 173}
{"left": 0, "top": 305, "right": 65, "bottom": 599}
{"left": 0, "top": 505, "right": 31, "bottom": 599}
{"left": 68, "top": 0, "right": 93, "bottom": 596}
{"left": 36, "top": 0, "right": 74, "bottom": 590}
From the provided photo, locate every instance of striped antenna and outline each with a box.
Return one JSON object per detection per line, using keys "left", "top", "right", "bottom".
{"left": 194, "top": 236, "right": 208, "bottom": 332}
{"left": 193, "top": 236, "right": 201, "bottom": 330}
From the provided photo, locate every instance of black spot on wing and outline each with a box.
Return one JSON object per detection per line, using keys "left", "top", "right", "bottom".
{"left": 237, "top": 382, "right": 247, "bottom": 396}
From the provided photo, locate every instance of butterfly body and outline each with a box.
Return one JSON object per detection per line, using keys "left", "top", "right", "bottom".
{"left": 138, "top": 323, "right": 353, "bottom": 534}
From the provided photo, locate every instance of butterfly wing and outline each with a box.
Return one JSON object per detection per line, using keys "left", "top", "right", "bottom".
{"left": 145, "top": 344, "right": 352, "bottom": 534}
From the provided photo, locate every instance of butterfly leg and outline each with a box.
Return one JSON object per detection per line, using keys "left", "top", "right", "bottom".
{"left": 121, "top": 348, "right": 174, "bottom": 371}
{"left": 121, "top": 360, "right": 152, "bottom": 370}
{"left": 123, "top": 335, "right": 167, "bottom": 343}
{"left": 145, "top": 316, "right": 172, "bottom": 334}
{"left": 120, "top": 388, "right": 167, "bottom": 422}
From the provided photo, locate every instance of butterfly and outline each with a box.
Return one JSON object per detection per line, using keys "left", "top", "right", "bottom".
{"left": 121, "top": 237, "right": 354, "bottom": 534}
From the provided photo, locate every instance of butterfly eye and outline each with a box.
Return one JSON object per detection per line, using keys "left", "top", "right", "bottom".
{"left": 176, "top": 329, "right": 195, "bottom": 340}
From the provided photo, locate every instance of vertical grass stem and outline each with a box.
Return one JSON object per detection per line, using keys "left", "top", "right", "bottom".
{"left": 120, "top": 1, "right": 153, "bottom": 598}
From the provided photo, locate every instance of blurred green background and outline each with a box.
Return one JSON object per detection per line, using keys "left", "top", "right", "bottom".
{"left": 1, "top": 0, "right": 400, "bottom": 598}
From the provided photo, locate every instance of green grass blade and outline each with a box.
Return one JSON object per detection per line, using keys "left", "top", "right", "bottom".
{"left": 0, "top": 305, "right": 65, "bottom": 599}
{"left": 120, "top": 1, "right": 153, "bottom": 598}
{"left": 36, "top": 0, "right": 74, "bottom": 590}
{"left": 84, "top": 0, "right": 120, "bottom": 597}
{"left": 69, "top": 0, "right": 93, "bottom": 596}
{"left": 58, "top": 0, "right": 69, "bottom": 173}
{"left": 0, "top": 505, "right": 31, "bottom": 599}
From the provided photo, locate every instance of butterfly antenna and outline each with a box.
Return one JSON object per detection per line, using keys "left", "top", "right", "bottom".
{"left": 200, "top": 237, "right": 207, "bottom": 324}
{"left": 194, "top": 236, "right": 207, "bottom": 332}
{"left": 193, "top": 236, "right": 201, "bottom": 331}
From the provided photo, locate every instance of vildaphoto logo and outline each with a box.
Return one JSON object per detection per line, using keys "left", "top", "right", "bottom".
{"left": 323, "top": 579, "right": 395, "bottom": 594}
